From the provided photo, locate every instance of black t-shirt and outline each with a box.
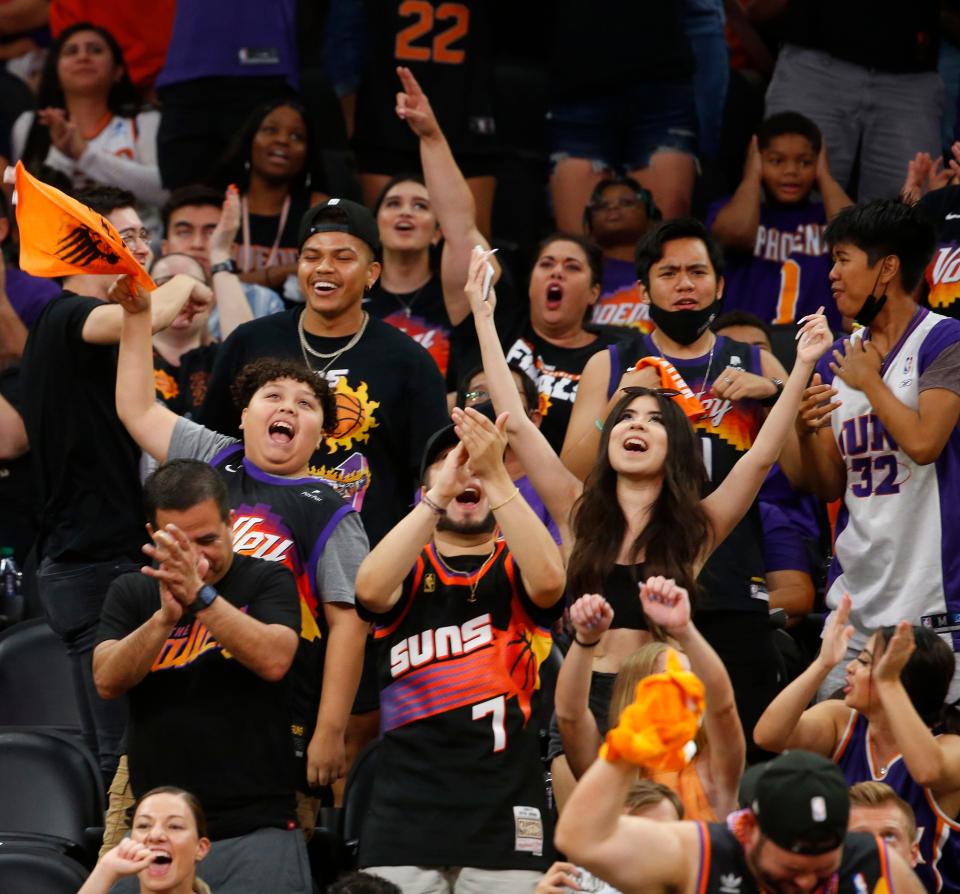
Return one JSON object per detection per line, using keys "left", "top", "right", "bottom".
{"left": 0, "top": 366, "right": 38, "bottom": 565}
{"left": 353, "top": 0, "right": 497, "bottom": 158}
{"left": 231, "top": 192, "right": 309, "bottom": 274}
{"left": 19, "top": 292, "right": 145, "bottom": 562}
{"left": 549, "top": 0, "right": 692, "bottom": 100}
{"left": 919, "top": 185, "right": 960, "bottom": 319}
{"left": 505, "top": 326, "right": 624, "bottom": 453}
{"left": 784, "top": 0, "right": 939, "bottom": 73}
{"left": 358, "top": 541, "right": 561, "bottom": 869}
{"left": 365, "top": 269, "right": 525, "bottom": 391}
{"left": 153, "top": 344, "right": 219, "bottom": 418}
{"left": 200, "top": 309, "right": 449, "bottom": 546}
{"left": 96, "top": 554, "right": 301, "bottom": 840}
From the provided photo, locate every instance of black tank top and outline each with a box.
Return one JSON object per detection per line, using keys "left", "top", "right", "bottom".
{"left": 601, "top": 564, "right": 648, "bottom": 631}
{"left": 700, "top": 815, "right": 894, "bottom": 894}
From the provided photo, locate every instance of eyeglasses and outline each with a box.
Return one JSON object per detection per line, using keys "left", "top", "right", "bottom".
{"left": 590, "top": 197, "right": 643, "bottom": 213}
{"left": 463, "top": 389, "right": 489, "bottom": 404}
{"left": 620, "top": 387, "right": 680, "bottom": 398}
{"left": 119, "top": 228, "right": 151, "bottom": 249}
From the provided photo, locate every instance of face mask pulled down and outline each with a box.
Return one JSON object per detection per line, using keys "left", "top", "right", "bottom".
{"left": 649, "top": 299, "right": 721, "bottom": 346}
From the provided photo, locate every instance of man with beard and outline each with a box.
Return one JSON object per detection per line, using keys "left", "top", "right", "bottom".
{"left": 557, "top": 749, "right": 922, "bottom": 894}
{"left": 354, "top": 405, "right": 565, "bottom": 893}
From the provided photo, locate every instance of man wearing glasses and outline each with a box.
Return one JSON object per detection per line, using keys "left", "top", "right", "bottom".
{"left": 19, "top": 185, "right": 212, "bottom": 785}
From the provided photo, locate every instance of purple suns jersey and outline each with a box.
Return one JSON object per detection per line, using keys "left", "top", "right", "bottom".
{"left": 706, "top": 198, "right": 839, "bottom": 329}
{"left": 835, "top": 710, "right": 960, "bottom": 893}
{"left": 817, "top": 310, "right": 960, "bottom": 648}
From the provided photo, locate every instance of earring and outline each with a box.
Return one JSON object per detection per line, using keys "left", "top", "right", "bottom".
{"left": 244, "top": 159, "right": 251, "bottom": 173}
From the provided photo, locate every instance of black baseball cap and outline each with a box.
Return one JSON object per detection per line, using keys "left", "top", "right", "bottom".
{"left": 298, "top": 198, "right": 381, "bottom": 255}
{"left": 740, "top": 751, "right": 849, "bottom": 855}
{"left": 419, "top": 401, "right": 497, "bottom": 484}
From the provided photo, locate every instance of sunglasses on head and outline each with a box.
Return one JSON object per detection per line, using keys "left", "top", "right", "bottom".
{"left": 620, "top": 387, "right": 680, "bottom": 398}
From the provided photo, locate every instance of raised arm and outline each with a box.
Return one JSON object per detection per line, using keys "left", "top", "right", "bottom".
{"left": 207, "top": 185, "right": 254, "bottom": 338}
{"left": 753, "top": 593, "right": 854, "bottom": 755}
{"left": 555, "top": 752, "right": 691, "bottom": 894}
{"left": 710, "top": 136, "right": 763, "bottom": 251}
{"left": 355, "top": 441, "right": 472, "bottom": 613}
{"left": 114, "top": 279, "right": 181, "bottom": 463}
{"left": 639, "top": 577, "right": 744, "bottom": 816}
{"left": 555, "top": 594, "right": 614, "bottom": 778}
{"left": 873, "top": 622, "right": 960, "bottom": 797}
{"left": 81, "top": 272, "right": 212, "bottom": 345}
{"left": 453, "top": 406, "right": 565, "bottom": 607}
{"left": 701, "top": 309, "right": 832, "bottom": 552}
{"left": 466, "top": 248, "right": 581, "bottom": 545}
{"left": 396, "top": 67, "right": 498, "bottom": 326}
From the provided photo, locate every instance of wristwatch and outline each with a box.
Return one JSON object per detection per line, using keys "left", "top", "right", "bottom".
{"left": 192, "top": 584, "right": 218, "bottom": 612}
{"left": 209, "top": 258, "right": 239, "bottom": 276}
{"left": 760, "top": 377, "right": 784, "bottom": 407}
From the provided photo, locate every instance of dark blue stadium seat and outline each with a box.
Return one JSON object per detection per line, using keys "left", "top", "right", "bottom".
{"left": 0, "top": 845, "right": 89, "bottom": 894}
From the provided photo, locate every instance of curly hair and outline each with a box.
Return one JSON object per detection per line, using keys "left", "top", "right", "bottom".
{"left": 230, "top": 358, "right": 338, "bottom": 435}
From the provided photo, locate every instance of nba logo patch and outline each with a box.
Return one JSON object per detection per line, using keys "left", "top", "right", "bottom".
{"left": 903, "top": 355, "right": 914, "bottom": 375}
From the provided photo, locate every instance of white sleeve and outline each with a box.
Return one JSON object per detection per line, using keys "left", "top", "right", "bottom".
{"left": 74, "top": 112, "right": 167, "bottom": 206}
{"left": 10, "top": 111, "right": 32, "bottom": 162}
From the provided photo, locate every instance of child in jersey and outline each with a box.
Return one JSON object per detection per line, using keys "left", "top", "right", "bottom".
{"left": 755, "top": 598, "right": 960, "bottom": 893}
{"left": 112, "top": 275, "right": 370, "bottom": 813}
{"left": 708, "top": 112, "right": 852, "bottom": 329}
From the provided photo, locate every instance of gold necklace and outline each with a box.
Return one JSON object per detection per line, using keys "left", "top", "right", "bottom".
{"left": 433, "top": 541, "right": 499, "bottom": 603}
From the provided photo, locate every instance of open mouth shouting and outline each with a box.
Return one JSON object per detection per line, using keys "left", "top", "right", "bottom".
{"left": 146, "top": 849, "right": 174, "bottom": 879}
{"left": 623, "top": 435, "right": 648, "bottom": 453}
{"left": 268, "top": 419, "right": 295, "bottom": 445}
{"left": 310, "top": 279, "right": 340, "bottom": 298}
{"left": 545, "top": 282, "right": 563, "bottom": 310}
{"left": 455, "top": 486, "right": 481, "bottom": 505}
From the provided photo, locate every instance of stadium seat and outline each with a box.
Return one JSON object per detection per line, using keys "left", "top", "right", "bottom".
{"left": 340, "top": 739, "right": 381, "bottom": 868}
{"left": 0, "top": 846, "right": 89, "bottom": 894}
{"left": 0, "top": 619, "right": 82, "bottom": 736}
{"left": 0, "top": 729, "right": 105, "bottom": 867}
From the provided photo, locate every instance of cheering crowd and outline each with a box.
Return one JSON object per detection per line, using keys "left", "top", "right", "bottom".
{"left": 1, "top": 2, "right": 960, "bottom": 893}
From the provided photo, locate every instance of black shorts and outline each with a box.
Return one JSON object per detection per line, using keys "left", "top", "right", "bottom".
{"left": 351, "top": 634, "right": 380, "bottom": 715}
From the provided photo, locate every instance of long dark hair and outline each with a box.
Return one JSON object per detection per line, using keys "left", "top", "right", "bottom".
{"left": 209, "top": 98, "right": 319, "bottom": 196}
{"left": 873, "top": 626, "right": 960, "bottom": 733}
{"left": 21, "top": 22, "right": 139, "bottom": 172}
{"left": 567, "top": 388, "right": 710, "bottom": 605}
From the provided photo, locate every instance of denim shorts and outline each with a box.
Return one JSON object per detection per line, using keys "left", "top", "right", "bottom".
{"left": 548, "top": 81, "right": 698, "bottom": 171}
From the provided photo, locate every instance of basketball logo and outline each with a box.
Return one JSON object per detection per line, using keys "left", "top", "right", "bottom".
{"left": 326, "top": 378, "right": 380, "bottom": 451}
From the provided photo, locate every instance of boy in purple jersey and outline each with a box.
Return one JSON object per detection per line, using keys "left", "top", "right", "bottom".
{"left": 708, "top": 113, "right": 852, "bottom": 330}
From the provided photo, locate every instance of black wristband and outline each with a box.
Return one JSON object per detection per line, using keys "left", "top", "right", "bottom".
{"left": 210, "top": 258, "right": 239, "bottom": 276}
{"left": 574, "top": 635, "right": 601, "bottom": 648}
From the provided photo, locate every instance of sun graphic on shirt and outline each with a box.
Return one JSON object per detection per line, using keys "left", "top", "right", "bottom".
{"left": 325, "top": 378, "right": 380, "bottom": 452}
{"left": 538, "top": 390, "right": 552, "bottom": 417}
{"left": 153, "top": 367, "right": 179, "bottom": 400}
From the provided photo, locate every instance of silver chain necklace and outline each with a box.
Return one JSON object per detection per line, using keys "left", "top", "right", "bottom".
{"left": 651, "top": 332, "right": 717, "bottom": 399}
{"left": 297, "top": 310, "right": 369, "bottom": 374}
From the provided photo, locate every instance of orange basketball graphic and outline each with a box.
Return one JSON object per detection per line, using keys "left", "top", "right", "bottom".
{"left": 326, "top": 378, "right": 380, "bottom": 451}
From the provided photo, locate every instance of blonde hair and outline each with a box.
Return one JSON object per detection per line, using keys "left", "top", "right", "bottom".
{"left": 607, "top": 642, "right": 707, "bottom": 757}
{"left": 624, "top": 780, "right": 684, "bottom": 819}
{"left": 848, "top": 781, "right": 917, "bottom": 841}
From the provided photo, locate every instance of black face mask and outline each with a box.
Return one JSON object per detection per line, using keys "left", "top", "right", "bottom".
{"left": 853, "top": 260, "right": 889, "bottom": 327}
{"left": 649, "top": 299, "right": 721, "bottom": 346}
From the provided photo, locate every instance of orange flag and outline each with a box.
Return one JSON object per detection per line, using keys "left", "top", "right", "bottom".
{"left": 8, "top": 162, "right": 155, "bottom": 291}
{"left": 628, "top": 356, "right": 707, "bottom": 421}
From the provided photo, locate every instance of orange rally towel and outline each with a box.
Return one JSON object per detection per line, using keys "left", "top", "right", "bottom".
{"left": 7, "top": 162, "right": 155, "bottom": 291}
{"left": 628, "top": 357, "right": 706, "bottom": 421}
{"left": 600, "top": 649, "right": 705, "bottom": 771}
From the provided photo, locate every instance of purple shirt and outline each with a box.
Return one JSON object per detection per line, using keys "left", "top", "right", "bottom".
{"left": 706, "top": 197, "right": 840, "bottom": 329}
{"left": 759, "top": 501, "right": 810, "bottom": 574}
{"left": 6, "top": 265, "right": 60, "bottom": 328}
{"left": 157, "top": 0, "right": 298, "bottom": 87}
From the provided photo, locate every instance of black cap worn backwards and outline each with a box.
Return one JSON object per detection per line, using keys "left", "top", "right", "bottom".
{"left": 298, "top": 198, "right": 381, "bottom": 255}
{"left": 739, "top": 751, "right": 849, "bottom": 856}
{"left": 419, "top": 401, "right": 497, "bottom": 484}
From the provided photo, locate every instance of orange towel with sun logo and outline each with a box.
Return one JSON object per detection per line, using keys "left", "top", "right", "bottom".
{"left": 628, "top": 357, "right": 706, "bottom": 421}
{"left": 600, "top": 649, "right": 705, "bottom": 772}
{"left": 6, "top": 161, "right": 155, "bottom": 291}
